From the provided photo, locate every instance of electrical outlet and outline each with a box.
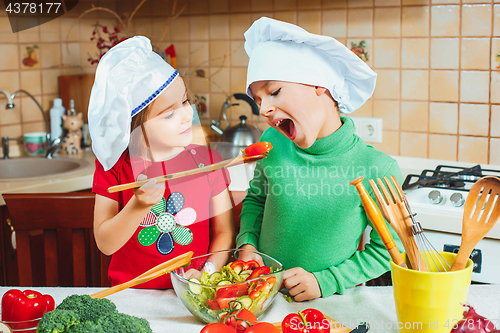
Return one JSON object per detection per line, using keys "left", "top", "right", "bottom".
{"left": 349, "top": 116, "right": 383, "bottom": 143}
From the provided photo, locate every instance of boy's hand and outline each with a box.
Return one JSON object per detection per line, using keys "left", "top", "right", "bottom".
{"left": 133, "top": 174, "right": 165, "bottom": 207}
{"left": 283, "top": 267, "right": 321, "bottom": 302}
{"left": 236, "top": 244, "right": 264, "bottom": 266}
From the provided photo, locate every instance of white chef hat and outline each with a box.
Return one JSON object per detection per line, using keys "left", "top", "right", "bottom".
{"left": 244, "top": 17, "right": 377, "bottom": 114}
{"left": 88, "top": 36, "right": 179, "bottom": 171}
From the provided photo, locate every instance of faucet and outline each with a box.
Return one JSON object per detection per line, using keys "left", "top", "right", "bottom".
{"left": 0, "top": 89, "right": 14, "bottom": 109}
{"left": 2, "top": 89, "right": 60, "bottom": 159}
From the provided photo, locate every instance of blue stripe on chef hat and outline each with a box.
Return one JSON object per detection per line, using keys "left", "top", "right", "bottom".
{"left": 244, "top": 17, "right": 377, "bottom": 114}
{"left": 88, "top": 36, "right": 179, "bottom": 171}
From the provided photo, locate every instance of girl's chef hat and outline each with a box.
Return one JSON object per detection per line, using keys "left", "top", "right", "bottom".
{"left": 88, "top": 36, "right": 179, "bottom": 171}
{"left": 244, "top": 17, "right": 377, "bottom": 114}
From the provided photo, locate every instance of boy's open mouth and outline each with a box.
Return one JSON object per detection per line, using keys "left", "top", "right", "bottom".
{"left": 275, "top": 118, "right": 296, "bottom": 140}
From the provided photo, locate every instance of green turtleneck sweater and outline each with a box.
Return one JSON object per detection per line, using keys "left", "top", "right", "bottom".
{"left": 236, "top": 116, "right": 404, "bottom": 297}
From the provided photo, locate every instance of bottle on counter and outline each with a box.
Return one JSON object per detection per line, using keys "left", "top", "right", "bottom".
{"left": 49, "top": 98, "right": 65, "bottom": 140}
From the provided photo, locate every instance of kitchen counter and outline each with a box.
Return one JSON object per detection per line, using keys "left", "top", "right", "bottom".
{"left": 0, "top": 285, "right": 498, "bottom": 333}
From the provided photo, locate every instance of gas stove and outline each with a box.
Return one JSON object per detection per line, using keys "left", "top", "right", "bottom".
{"left": 402, "top": 164, "right": 500, "bottom": 284}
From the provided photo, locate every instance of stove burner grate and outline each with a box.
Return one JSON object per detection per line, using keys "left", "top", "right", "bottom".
{"left": 402, "top": 165, "right": 500, "bottom": 191}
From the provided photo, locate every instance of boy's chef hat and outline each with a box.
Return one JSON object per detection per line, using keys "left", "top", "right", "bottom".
{"left": 88, "top": 36, "right": 179, "bottom": 171}
{"left": 244, "top": 17, "right": 376, "bottom": 114}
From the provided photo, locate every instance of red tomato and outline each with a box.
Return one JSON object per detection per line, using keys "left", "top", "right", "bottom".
{"left": 282, "top": 308, "right": 329, "bottom": 333}
{"left": 215, "top": 283, "right": 249, "bottom": 300}
{"left": 220, "top": 309, "right": 258, "bottom": 333}
{"left": 246, "top": 322, "right": 281, "bottom": 333}
{"left": 216, "top": 296, "right": 240, "bottom": 310}
{"left": 200, "top": 323, "right": 236, "bottom": 333}
{"left": 244, "top": 142, "right": 273, "bottom": 157}
{"left": 206, "top": 298, "right": 220, "bottom": 311}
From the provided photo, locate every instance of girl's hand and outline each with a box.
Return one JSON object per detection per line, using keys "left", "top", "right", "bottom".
{"left": 133, "top": 174, "right": 165, "bottom": 207}
{"left": 237, "top": 244, "right": 264, "bottom": 266}
{"left": 183, "top": 268, "right": 203, "bottom": 280}
{"left": 283, "top": 267, "right": 321, "bottom": 302}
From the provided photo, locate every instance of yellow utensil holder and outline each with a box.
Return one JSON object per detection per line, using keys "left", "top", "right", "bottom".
{"left": 391, "top": 252, "right": 473, "bottom": 333}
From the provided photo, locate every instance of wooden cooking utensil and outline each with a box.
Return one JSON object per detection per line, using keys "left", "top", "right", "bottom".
{"left": 369, "top": 178, "right": 422, "bottom": 271}
{"left": 107, "top": 154, "right": 267, "bottom": 193}
{"left": 371, "top": 176, "right": 428, "bottom": 271}
{"left": 90, "top": 251, "right": 193, "bottom": 299}
{"left": 350, "top": 177, "right": 407, "bottom": 268}
{"left": 451, "top": 176, "right": 500, "bottom": 271}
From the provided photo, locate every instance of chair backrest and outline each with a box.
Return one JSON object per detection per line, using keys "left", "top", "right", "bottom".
{"left": 2, "top": 192, "right": 111, "bottom": 287}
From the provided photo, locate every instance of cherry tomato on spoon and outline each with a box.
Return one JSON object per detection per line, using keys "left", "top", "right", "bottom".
{"left": 243, "top": 142, "right": 273, "bottom": 157}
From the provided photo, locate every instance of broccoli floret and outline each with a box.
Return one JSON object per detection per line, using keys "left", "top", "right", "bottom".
{"left": 37, "top": 309, "right": 80, "bottom": 333}
{"left": 37, "top": 295, "right": 151, "bottom": 333}
{"left": 66, "top": 321, "right": 105, "bottom": 333}
{"left": 56, "top": 295, "right": 117, "bottom": 323}
{"left": 97, "top": 312, "right": 152, "bottom": 333}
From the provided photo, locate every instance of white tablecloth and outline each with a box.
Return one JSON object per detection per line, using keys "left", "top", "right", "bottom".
{"left": 0, "top": 285, "right": 498, "bottom": 333}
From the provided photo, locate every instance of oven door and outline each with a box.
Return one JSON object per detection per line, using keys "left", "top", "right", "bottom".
{"left": 423, "top": 230, "right": 500, "bottom": 284}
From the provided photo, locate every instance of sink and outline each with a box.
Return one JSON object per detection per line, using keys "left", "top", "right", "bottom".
{"left": 0, "top": 157, "right": 91, "bottom": 181}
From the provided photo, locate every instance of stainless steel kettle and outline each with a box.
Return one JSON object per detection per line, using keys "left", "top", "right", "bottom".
{"left": 210, "top": 94, "right": 262, "bottom": 158}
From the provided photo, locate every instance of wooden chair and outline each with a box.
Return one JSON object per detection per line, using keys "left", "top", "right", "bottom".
{"left": 2, "top": 192, "right": 111, "bottom": 287}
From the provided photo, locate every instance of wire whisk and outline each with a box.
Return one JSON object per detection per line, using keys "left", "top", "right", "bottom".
{"left": 402, "top": 197, "right": 451, "bottom": 272}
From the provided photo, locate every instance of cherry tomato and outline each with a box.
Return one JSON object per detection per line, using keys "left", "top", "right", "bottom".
{"left": 244, "top": 142, "right": 273, "bottom": 157}
{"left": 220, "top": 309, "right": 258, "bottom": 333}
{"left": 246, "top": 322, "right": 281, "bottom": 333}
{"left": 200, "top": 323, "right": 236, "bottom": 333}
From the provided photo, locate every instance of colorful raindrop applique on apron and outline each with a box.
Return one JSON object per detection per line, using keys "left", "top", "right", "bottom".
{"left": 138, "top": 192, "right": 197, "bottom": 255}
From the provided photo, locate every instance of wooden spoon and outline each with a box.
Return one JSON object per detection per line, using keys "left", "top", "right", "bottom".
{"left": 451, "top": 176, "right": 500, "bottom": 271}
{"left": 107, "top": 154, "right": 267, "bottom": 193}
{"left": 91, "top": 251, "right": 193, "bottom": 298}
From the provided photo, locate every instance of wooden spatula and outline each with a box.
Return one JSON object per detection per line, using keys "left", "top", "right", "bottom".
{"left": 90, "top": 251, "right": 193, "bottom": 299}
{"left": 451, "top": 176, "right": 500, "bottom": 271}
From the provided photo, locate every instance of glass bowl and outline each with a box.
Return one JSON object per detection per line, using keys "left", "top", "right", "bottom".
{"left": 171, "top": 248, "right": 284, "bottom": 324}
{"left": 2, "top": 317, "right": 42, "bottom": 332}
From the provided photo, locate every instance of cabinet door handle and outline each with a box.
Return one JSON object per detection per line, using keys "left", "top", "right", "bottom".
{"left": 6, "top": 219, "right": 16, "bottom": 250}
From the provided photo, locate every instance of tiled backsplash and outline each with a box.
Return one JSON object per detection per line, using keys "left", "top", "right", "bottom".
{"left": 0, "top": 0, "right": 499, "bottom": 164}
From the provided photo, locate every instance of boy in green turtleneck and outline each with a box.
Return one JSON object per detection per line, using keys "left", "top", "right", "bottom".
{"left": 236, "top": 17, "right": 403, "bottom": 302}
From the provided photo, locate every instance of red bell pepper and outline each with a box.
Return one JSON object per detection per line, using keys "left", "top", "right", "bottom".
{"left": 230, "top": 260, "right": 261, "bottom": 274}
{"left": 281, "top": 308, "right": 329, "bottom": 333}
{"left": 1, "top": 289, "right": 55, "bottom": 323}
{"left": 249, "top": 277, "right": 276, "bottom": 299}
{"left": 246, "top": 266, "right": 270, "bottom": 281}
